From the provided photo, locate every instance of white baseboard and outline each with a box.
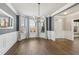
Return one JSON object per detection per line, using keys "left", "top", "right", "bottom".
{"left": 64, "top": 31, "right": 74, "bottom": 41}
{"left": 47, "top": 31, "right": 55, "bottom": 40}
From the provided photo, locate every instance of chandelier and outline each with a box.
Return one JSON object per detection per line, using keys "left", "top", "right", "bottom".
{"left": 32, "top": 3, "right": 41, "bottom": 20}
{"left": 37, "top": 3, "right": 41, "bottom": 20}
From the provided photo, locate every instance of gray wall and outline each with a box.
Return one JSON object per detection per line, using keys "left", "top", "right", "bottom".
{"left": 46, "top": 17, "right": 54, "bottom": 31}
{"left": 51, "top": 17, "right": 54, "bottom": 31}
{"left": 0, "top": 3, "right": 16, "bottom": 34}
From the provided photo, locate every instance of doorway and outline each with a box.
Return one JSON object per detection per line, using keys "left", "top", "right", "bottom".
{"left": 73, "top": 19, "right": 79, "bottom": 40}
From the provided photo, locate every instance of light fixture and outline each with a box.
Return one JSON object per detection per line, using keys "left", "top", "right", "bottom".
{"left": 37, "top": 3, "right": 41, "bottom": 20}
{"left": 63, "top": 12, "right": 68, "bottom": 15}
{"left": 32, "top": 3, "right": 41, "bottom": 21}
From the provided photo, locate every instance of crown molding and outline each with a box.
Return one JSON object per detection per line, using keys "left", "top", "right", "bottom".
{"left": 6, "top": 3, "right": 17, "bottom": 15}
{"left": 0, "top": 9, "right": 14, "bottom": 19}
{"left": 51, "top": 3, "right": 76, "bottom": 16}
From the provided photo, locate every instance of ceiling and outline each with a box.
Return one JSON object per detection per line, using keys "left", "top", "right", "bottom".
{"left": 0, "top": 11, "right": 8, "bottom": 17}
{"left": 11, "top": 3, "right": 67, "bottom": 16}
{"left": 56, "top": 4, "right": 79, "bottom": 16}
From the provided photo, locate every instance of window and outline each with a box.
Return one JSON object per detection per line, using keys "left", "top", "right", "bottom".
{"left": 29, "top": 18, "right": 37, "bottom": 32}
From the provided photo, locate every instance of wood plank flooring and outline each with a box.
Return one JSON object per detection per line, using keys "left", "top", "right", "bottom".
{"left": 5, "top": 38, "right": 79, "bottom": 55}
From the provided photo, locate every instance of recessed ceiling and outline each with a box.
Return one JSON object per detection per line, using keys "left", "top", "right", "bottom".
{"left": 11, "top": 3, "right": 67, "bottom": 16}
{"left": 57, "top": 4, "right": 79, "bottom": 16}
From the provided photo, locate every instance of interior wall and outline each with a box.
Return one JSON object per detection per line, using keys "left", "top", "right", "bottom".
{"left": 0, "top": 32, "right": 18, "bottom": 54}
{"left": 0, "top": 3, "right": 18, "bottom": 55}
{"left": 54, "top": 16, "right": 65, "bottom": 38}
{"left": 54, "top": 11, "right": 79, "bottom": 40}
{"left": 64, "top": 12, "right": 79, "bottom": 40}
{"left": 19, "top": 15, "right": 29, "bottom": 40}
{"left": 54, "top": 4, "right": 79, "bottom": 40}
{"left": 46, "top": 17, "right": 55, "bottom": 40}
{"left": 25, "top": 16, "right": 29, "bottom": 38}
{"left": 0, "top": 3, "right": 16, "bottom": 34}
{"left": 54, "top": 15, "right": 74, "bottom": 40}
{"left": 63, "top": 15, "right": 73, "bottom": 40}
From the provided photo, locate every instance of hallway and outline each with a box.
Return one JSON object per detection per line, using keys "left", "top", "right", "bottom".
{"left": 5, "top": 38, "right": 79, "bottom": 55}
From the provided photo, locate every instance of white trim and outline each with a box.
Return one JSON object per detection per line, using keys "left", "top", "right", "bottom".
{"left": 0, "top": 9, "right": 14, "bottom": 19}
{"left": 6, "top": 3, "right": 17, "bottom": 15}
{"left": 0, "top": 27, "right": 13, "bottom": 29}
{"left": 51, "top": 3, "right": 76, "bottom": 16}
{"left": 67, "top": 11, "right": 79, "bottom": 17}
{"left": 66, "top": 11, "right": 79, "bottom": 41}
{"left": 0, "top": 31, "right": 18, "bottom": 55}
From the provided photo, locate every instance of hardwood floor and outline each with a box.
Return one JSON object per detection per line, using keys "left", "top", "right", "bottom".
{"left": 5, "top": 38, "right": 79, "bottom": 55}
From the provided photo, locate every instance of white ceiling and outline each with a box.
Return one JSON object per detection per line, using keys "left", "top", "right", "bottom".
{"left": 57, "top": 4, "right": 79, "bottom": 16}
{"left": 0, "top": 11, "right": 8, "bottom": 17}
{"left": 11, "top": 3, "right": 67, "bottom": 16}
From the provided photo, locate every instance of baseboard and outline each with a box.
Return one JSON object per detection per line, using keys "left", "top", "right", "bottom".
{"left": 55, "top": 38, "right": 73, "bottom": 41}
{"left": 4, "top": 41, "right": 18, "bottom": 55}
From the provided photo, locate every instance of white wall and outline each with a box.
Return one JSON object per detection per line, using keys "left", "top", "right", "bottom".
{"left": 54, "top": 16, "right": 65, "bottom": 38}
{"left": 40, "top": 33, "right": 46, "bottom": 38}
{"left": 54, "top": 11, "right": 79, "bottom": 41}
{"left": 19, "top": 16, "right": 27, "bottom": 41}
{"left": 29, "top": 32, "right": 37, "bottom": 38}
{"left": 20, "top": 33, "right": 26, "bottom": 40}
{"left": 47, "top": 31, "right": 55, "bottom": 40}
{"left": 64, "top": 31, "right": 74, "bottom": 40}
{"left": 64, "top": 12, "right": 79, "bottom": 40}
{"left": 62, "top": 15, "right": 73, "bottom": 40}
{"left": 54, "top": 15, "right": 74, "bottom": 40}
{"left": 0, "top": 31, "right": 18, "bottom": 55}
